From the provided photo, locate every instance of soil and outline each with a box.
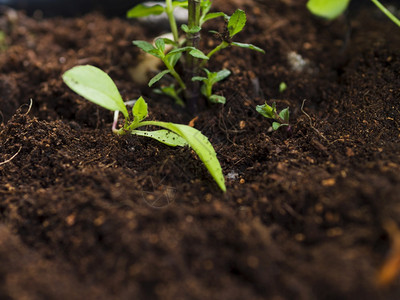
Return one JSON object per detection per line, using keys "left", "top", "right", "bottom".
{"left": 1, "top": 0, "right": 400, "bottom": 299}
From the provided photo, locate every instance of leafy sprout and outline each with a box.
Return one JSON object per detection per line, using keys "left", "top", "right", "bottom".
{"left": 192, "top": 69, "right": 231, "bottom": 104}
{"left": 256, "top": 102, "right": 290, "bottom": 131}
{"left": 63, "top": 65, "right": 226, "bottom": 192}
{"left": 127, "top": 1, "right": 264, "bottom": 112}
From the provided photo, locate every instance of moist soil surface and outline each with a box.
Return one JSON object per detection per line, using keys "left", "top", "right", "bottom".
{"left": 1, "top": 0, "right": 400, "bottom": 299}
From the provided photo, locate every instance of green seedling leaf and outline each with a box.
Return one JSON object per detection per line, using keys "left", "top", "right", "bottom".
{"left": 209, "top": 95, "right": 226, "bottom": 104}
{"left": 228, "top": 9, "right": 246, "bottom": 38}
{"left": 131, "top": 129, "right": 188, "bottom": 147}
{"left": 167, "top": 52, "right": 182, "bottom": 67}
{"left": 192, "top": 76, "right": 207, "bottom": 81}
{"left": 201, "top": 12, "right": 226, "bottom": 24}
{"left": 231, "top": 42, "right": 265, "bottom": 53}
{"left": 62, "top": 65, "right": 129, "bottom": 119}
{"left": 149, "top": 70, "right": 171, "bottom": 87}
{"left": 155, "top": 38, "right": 165, "bottom": 53}
{"left": 133, "top": 40, "right": 156, "bottom": 53}
{"left": 307, "top": 0, "right": 350, "bottom": 20}
{"left": 215, "top": 69, "right": 231, "bottom": 82}
{"left": 279, "top": 107, "right": 290, "bottom": 122}
{"left": 127, "top": 3, "right": 165, "bottom": 18}
{"left": 279, "top": 82, "right": 287, "bottom": 93}
{"left": 132, "top": 96, "right": 148, "bottom": 122}
{"left": 272, "top": 122, "right": 282, "bottom": 131}
{"left": 155, "top": 122, "right": 226, "bottom": 192}
{"left": 256, "top": 103, "right": 276, "bottom": 119}
{"left": 188, "top": 48, "right": 209, "bottom": 60}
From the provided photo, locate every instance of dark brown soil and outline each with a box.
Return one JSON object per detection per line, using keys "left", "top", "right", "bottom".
{"left": 1, "top": 0, "right": 400, "bottom": 299}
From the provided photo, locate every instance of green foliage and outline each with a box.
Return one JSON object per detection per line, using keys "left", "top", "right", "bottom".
{"left": 279, "top": 82, "right": 287, "bottom": 93}
{"left": 307, "top": 0, "right": 400, "bottom": 27}
{"left": 256, "top": 102, "right": 290, "bottom": 131}
{"left": 192, "top": 69, "right": 231, "bottom": 104}
{"left": 306, "top": 0, "right": 350, "bottom": 20}
{"left": 62, "top": 65, "right": 226, "bottom": 192}
{"left": 129, "top": 1, "right": 264, "bottom": 108}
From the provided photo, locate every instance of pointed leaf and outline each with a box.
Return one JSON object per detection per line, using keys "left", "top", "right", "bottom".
{"left": 209, "top": 95, "right": 226, "bottom": 104}
{"left": 172, "top": 0, "right": 188, "bottom": 8}
{"left": 133, "top": 40, "right": 156, "bottom": 53}
{"left": 132, "top": 129, "right": 188, "bottom": 147}
{"left": 127, "top": 4, "right": 165, "bottom": 18}
{"left": 192, "top": 76, "right": 207, "bottom": 82}
{"left": 155, "top": 38, "right": 165, "bottom": 52}
{"left": 189, "top": 48, "right": 209, "bottom": 60}
{"left": 231, "top": 42, "right": 265, "bottom": 53}
{"left": 201, "top": 12, "right": 226, "bottom": 24}
{"left": 168, "top": 52, "right": 182, "bottom": 67}
{"left": 136, "top": 121, "right": 226, "bottom": 191}
{"left": 215, "top": 69, "right": 231, "bottom": 82}
{"left": 279, "top": 107, "right": 290, "bottom": 122}
{"left": 132, "top": 96, "right": 148, "bottom": 122}
{"left": 148, "top": 70, "right": 171, "bottom": 87}
{"left": 62, "top": 65, "right": 128, "bottom": 118}
{"left": 256, "top": 103, "right": 276, "bottom": 119}
{"left": 228, "top": 9, "right": 246, "bottom": 38}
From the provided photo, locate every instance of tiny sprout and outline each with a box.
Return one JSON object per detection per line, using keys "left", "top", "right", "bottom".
{"left": 63, "top": 65, "right": 226, "bottom": 192}
{"left": 192, "top": 69, "right": 231, "bottom": 104}
{"left": 279, "top": 82, "right": 287, "bottom": 93}
{"left": 256, "top": 102, "right": 290, "bottom": 131}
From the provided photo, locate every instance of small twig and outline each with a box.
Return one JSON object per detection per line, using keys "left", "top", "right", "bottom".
{"left": 0, "top": 146, "right": 22, "bottom": 167}
{"left": 301, "top": 99, "right": 328, "bottom": 142}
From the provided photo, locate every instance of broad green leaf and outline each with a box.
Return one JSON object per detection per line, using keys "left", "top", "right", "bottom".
{"left": 279, "top": 107, "right": 290, "bottom": 122}
{"left": 209, "top": 95, "right": 226, "bottom": 104}
{"left": 307, "top": 0, "right": 350, "bottom": 20}
{"left": 136, "top": 121, "right": 226, "bottom": 191}
{"left": 155, "top": 38, "right": 165, "bottom": 53}
{"left": 62, "top": 65, "right": 128, "bottom": 118}
{"left": 132, "top": 96, "right": 148, "bottom": 122}
{"left": 231, "top": 42, "right": 265, "bottom": 53}
{"left": 215, "top": 69, "right": 231, "bottom": 82}
{"left": 189, "top": 48, "right": 209, "bottom": 60}
{"left": 149, "top": 70, "right": 171, "bottom": 87}
{"left": 131, "top": 129, "right": 188, "bottom": 147}
{"left": 228, "top": 9, "right": 246, "bottom": 38}
{"left": 133, "top": 40, "right": 156, "bottom": 53}
{"left": 272, "top": 122, "right": 282, "bottom": 131}
{"left": 201, "top": 12, "right": 226, "bottom": 24}
{"left": 127, "top": 4, "right": 165, "bottom": 18}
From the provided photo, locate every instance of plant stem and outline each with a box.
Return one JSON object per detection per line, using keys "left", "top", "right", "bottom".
{"left": 185, "top": 0, "right": 202, "bottom": 114}
{"left": 163, "top": 57, "right": 187, "bottom": 90}
{"left": 200, "top": 41, "right": 228, "bottom": 68}
{"left": 165, "top": 0, "right": 180, "bottom": 42}
{"left": 371, "top": 0, "right": 400, "bottom": 27}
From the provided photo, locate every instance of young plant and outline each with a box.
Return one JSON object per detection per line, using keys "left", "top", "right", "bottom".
{"left": 62, "top": 65, "right": 226, "bottom": 192}
{"left": 307, "top": 0, "right": 400, "bottom": 27}
{"left": 256, "top": 102, "right": 290, "bottom": 131}
{"left": 192, "top": 68, "right": 231, "bottom": 104}
{"left": 127, "top": 0, "right": 264, "bottom": 112}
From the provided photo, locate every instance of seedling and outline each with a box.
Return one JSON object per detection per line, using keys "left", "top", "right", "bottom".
{"left": 62, "top": 65, "right": 226, "bottom": 192}
{"left": 256, "top": 102, "right": 290, "bottom": 131}
{"left": 128, "top": 0, "right": 264, "bottom": 112}
{"left": 192, "top": 68, "right": 231, "bottom": 104}
{"left": 307, "top": 0, "right": 400, "bottom": 27}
